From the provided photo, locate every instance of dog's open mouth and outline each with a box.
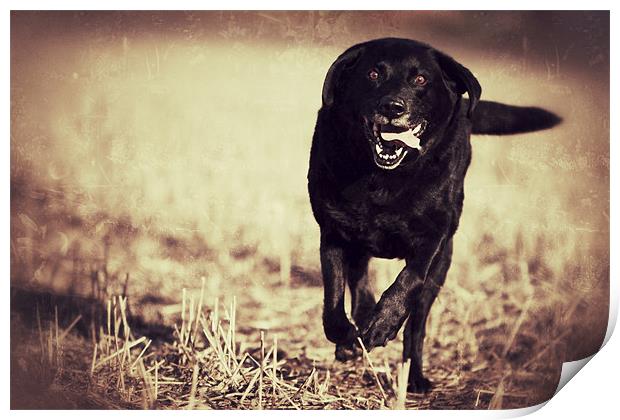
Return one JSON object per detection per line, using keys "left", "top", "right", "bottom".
{"left": 370, "top": 121, "right": 426, "bottom": 170}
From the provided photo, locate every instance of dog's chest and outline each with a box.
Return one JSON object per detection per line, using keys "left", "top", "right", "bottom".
{"left": 327, "top": 179, "right": 427, "bottom": 257}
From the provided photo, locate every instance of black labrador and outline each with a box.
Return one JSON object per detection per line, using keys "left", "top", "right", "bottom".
{"left": 307, "top": 38, "right": 560, "bottom": 393}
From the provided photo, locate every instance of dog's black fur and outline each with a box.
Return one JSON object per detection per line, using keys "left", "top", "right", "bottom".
{"left": 307, "top": 38, "right": 561, "bottom": 393}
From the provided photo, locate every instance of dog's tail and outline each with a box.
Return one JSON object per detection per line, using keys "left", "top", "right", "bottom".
{"left": 470, "top": 100, "right": 562, "bottom": 135}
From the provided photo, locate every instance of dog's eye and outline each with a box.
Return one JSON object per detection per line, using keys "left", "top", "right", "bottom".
{"left": 368, "top": 69, "right": 380, "bottom": 81}
{"left": 414, "top": 75, "right": 427, "bottom": 86}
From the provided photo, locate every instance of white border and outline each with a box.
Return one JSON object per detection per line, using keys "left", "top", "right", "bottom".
{"left": 2, "top": 0, "right": 618, "bottom": 10}
{"left": 4, "top": 2, "right": 616, "bottom": 418}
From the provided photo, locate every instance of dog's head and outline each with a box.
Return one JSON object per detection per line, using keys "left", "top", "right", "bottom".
{"left": 321, "top": 38, "right": 481, "bottom": 170}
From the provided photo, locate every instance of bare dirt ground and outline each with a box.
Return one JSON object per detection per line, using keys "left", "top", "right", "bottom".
{"left": 9, "top": 185, "right": 599, "bottom": 409}
{"left": 10, "top": 11, "right": 609, "bottom": 410}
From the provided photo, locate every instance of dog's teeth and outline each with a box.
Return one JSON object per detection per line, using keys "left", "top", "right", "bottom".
{"left": 395, "top": 147, "right": 403, "bottom": 156}
{"left": 375, "top": 144, "right": 382, "bottom": 154}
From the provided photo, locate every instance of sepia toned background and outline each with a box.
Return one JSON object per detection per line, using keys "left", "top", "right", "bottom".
{"left": 10, "top": 11, "right": 609, "bottom": 409}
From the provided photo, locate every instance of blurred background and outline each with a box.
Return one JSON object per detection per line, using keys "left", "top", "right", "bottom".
{"left": 10, "top": 11, "right": 609, "bottom": 409}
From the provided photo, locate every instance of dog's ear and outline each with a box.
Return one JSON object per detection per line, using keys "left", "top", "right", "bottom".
{"left": 433, "top": 50, "right": 481, "bottom": 118}
{"left": 322, "top": 46, "right": 365, "bottom": 107}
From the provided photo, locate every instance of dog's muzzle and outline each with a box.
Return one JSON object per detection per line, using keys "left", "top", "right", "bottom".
{"left": 369, "top": 121, "right": 427, "bottom": 170}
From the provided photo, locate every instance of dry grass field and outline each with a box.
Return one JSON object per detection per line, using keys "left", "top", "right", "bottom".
{"left": 10, "top": 11, "right": 609, "bottom": 409}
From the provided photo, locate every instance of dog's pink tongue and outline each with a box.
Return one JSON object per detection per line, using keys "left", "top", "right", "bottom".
{"left": 381, "top": 130, "right": 421, "bottom": 149}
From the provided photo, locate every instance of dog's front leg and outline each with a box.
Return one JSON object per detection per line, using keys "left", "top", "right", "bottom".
{"left": 320, "top": 233, "right": 358, "bottom": 348}
{"left": 361, "top": 234, "right": 446, "bottom": 350}
{"left": 403, "top": 238, "right": 452, "bottom": 393}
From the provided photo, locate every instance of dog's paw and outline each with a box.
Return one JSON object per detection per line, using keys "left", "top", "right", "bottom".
{"left": 361, "top": 316, "right": 399, "bottom": 350}
{"left": 323, "top": 319, "right": 358, "bottom": 345}
{"left": 335, "top": 340, "right": 362, "bottom": 362}
{"left": 407, "top": 376, "right": 432, "bottom": 394}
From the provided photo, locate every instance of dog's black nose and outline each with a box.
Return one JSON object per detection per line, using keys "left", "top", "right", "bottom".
{"left": 378, "top": 96, "right": 407, "bottom": 118}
